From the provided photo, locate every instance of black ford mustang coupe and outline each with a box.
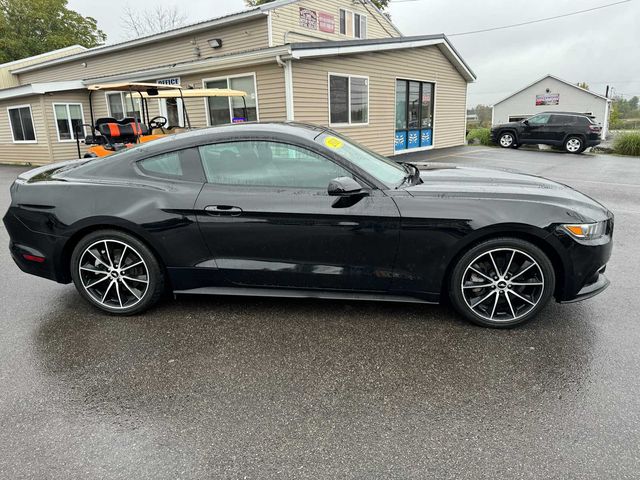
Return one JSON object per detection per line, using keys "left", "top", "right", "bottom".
{"left": 3, "top": 123, "right": 613, "bottom": 327}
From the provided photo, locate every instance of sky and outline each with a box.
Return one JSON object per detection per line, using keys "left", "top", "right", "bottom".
{"left": 67, "top": 0, "right": 640, "bottom": 106}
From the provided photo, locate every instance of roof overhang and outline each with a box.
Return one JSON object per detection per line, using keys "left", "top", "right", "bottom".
{"left": 0, "top": 81, "right": 86, "bottom": 100}
{"left": 288, "top": 35, "right": 476, "bottom": 82}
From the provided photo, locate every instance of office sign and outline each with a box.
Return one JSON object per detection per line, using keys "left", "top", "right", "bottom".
{"left": 536, "top": 93, "right": 559, "bottom": 106}
{"left": 157, "top": 77, "right": 181, "bottom": 86}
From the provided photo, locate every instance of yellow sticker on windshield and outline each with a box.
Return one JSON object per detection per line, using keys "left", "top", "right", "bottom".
{"left": 324, "top": 136, "right": 344, "bottom": 149}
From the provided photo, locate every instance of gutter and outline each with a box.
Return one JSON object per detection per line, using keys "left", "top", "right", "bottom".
{"left": 276, "top": 55, "right": 295, "bottom": 121}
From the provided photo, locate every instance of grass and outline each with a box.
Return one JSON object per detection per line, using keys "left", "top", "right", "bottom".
{"left": 466, "top": 128, "right": 493, "bottom": 146}
{"left": 613, "top": 132, "right": 640, "bottom": 156}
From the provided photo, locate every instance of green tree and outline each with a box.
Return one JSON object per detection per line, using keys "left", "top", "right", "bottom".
{"left": 0, "top": 0, "right": 106, "bottom": 64}
{"left": 245, "top": 0, "right": 390, "bottom": 9}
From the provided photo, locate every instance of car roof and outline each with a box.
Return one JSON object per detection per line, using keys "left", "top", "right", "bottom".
{"left": 538, "top": 111, "right": 594, "bottom": 117}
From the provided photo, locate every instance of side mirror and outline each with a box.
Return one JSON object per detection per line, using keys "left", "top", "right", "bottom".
{"left": 328, "top": 177, "right": 367, "bottom": 197}
{"left": 523, "top": 120, "right": 530, "bottom": 126}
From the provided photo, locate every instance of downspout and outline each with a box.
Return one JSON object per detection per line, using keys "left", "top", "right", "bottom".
{"left": 276, "top": 54, "right": 294, "bottom": 121}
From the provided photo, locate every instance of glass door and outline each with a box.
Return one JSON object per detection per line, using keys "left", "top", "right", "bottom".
{"left": 395, "top": 79, "right": 434, "bottom": 152}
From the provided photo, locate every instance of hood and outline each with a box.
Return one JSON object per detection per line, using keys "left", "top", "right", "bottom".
{"left": 407, "top": 164, "right": 611, "bottom": 222}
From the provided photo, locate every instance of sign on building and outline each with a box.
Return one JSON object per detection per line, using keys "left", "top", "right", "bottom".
{"left": 157, "top": 77, "right": 181, "bottom": 86}
{"left": 318, "top": 12, "right": 335, "bottom": 33}
{"left": 299, "top": 8, "right": 318, "bottom": 30}
{"left": 535, "top": 93, "right": 560, "bottom": 106}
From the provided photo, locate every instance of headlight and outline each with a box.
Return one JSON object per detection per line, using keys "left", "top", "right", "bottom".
{"left": 561, "top": 221, "right": 607, "bottom": 240}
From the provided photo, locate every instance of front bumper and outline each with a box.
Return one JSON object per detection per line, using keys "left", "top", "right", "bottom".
{"left": 560, "top": 270, "right": 609, "bottom": 303}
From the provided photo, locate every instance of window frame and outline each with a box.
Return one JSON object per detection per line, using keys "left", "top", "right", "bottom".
{"left": 52, "top": 102, "right": 86, "bottom": 143}
{"left": 328, "top": 72, "right": 370, "bottom": 127}
{"left": 105, "top": 92, "right": 142, "bottom": 119}
{"left": 196, "top": 140, "right": 361, "bottom": 190}
{"left": 353, "top": 12, "right": 367, "bottom": 39}
{"left": 135, "top": 148, "right": 205, "bottom": 183}
{"left": 7, "top": 104, "right": 37, "bottom": 144}
{"left": 202, "top": 72, "right": 260, "bottom": 127}
{"left": 338, "top": 8, "right": 366, "bottom": 38}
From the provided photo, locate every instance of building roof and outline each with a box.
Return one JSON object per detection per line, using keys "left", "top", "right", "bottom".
{"left": 492, "top": 74, "right": 610, "bottom": 106}
{"left": 10, "top": 0, "right": 402, "bottom": 76}
{"left": 0, "top": 81, "right": 86, "bottom": 101}
{"left": 84, "top": 35, "right": 475, "bottom": 86}
{"left": 290, "top": 34, "right": 475, "bottom": 81}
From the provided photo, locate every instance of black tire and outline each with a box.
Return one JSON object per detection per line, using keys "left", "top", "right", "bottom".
{"left": 564, "top": 136, "right": 584, "bottom": 154}
{"left": 449, "top": 237, "right": 555, "bottom": 328}
{"left": 498, "top": 132, "right": 515, "bottom": 148}
{"left": 70, "top": 229, "right": 165, "bottom": 315}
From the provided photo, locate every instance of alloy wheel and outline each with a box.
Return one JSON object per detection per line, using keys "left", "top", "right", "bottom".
{"left": 461, "top": 248, "right": 545, "bottom": 322}
{"left": 566, "top": 138, "right": 582, "bottom": 153}
{"left": 500, "top": 134, "right": 513, "bottom": 147}
{"left": 78, "top": 239, "right": 149, "bottom": 310}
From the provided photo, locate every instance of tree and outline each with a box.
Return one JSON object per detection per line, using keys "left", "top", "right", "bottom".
{"left": 0, "top": 0, "right": 105, "bottom": 64}
{"left": 121, "top": 5, "right": 187, "bottom": 39}
{"left": 245, "top": 0, "right": 390, "bottom": 9}
{"left": 576, "top": 82, "right": 590, "bottom": 90}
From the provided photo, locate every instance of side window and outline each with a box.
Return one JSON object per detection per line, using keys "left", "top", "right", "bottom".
{"left": 528, "top": 114, "right": 551, "bottom": 125}
{"left": 198, "top": 141, "right": 352, "bottom": 189}
{"left": 139, "top": 152, "right": 183, "bottom": 178}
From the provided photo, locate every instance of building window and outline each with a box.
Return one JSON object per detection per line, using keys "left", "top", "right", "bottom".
{"left": 394, "top": 79, "right": 435, "bottom": 152}
{"left": 106, "top": 92, "right": 141, "bottom": 120}
{"left": 7, "top": 105, "right": 36, "bottom": 143}
{"left": 339, "top": 9, "right": 365, "bottom": 38}
{"left": 204, "top": 73, "right": 258, "bottom": 126}
{"left": 53, "top": 103, "right": 85, "bottom": 141}
{"left": 354, "top": 13, "right": 367, "bottom": 39}
{"left": 329, "top": 74, "right": 369, "bottom": 126}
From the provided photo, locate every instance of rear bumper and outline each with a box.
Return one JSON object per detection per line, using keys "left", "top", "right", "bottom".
{"left": 3, "top": 210, "right": 69, "bottom": 284}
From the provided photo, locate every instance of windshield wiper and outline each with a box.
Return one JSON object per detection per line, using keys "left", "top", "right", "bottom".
{"left": 397, "top": 162, "right": 421, "bottom": 188}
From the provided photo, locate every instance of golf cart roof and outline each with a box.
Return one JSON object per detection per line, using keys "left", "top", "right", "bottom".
{"left": 87, "top": 82, "right": 182, "bottom": 92}
{"left": 139, "top": 88, "right": 247, "bottom": 99}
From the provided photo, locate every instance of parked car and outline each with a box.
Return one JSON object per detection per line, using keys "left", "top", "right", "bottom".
{"left": 3, "top": 123, "right": 613, "bottom": 328}
{"left": 491, "top": 112, "right": 602, "bottom": 153}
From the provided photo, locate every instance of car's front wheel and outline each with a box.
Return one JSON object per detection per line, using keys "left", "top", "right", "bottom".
{"left": 498, "top": 132, "right": 515, "bottom": 148}
{"left": 449, "top": 238, "right": 555, "bottom": 328}
{"left": 70, "top": 230, "right": 165, "bottom": 315}
{"left": 564, "top": 136, "right": 584, "bottom": 154}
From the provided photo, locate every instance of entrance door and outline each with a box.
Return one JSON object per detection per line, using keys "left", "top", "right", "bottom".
{"left": 194, "top": 140, "right": 401, "bottom": 291}
{"left": 159, "top": 98, "right": 184, "bottom": 128}
{"left": 394, "top": 79, "right": 434, "bottom": 152}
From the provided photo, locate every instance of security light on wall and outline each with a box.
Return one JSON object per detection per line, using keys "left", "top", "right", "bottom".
{"left": 208, "top": 38, "right": 223, "bottom": 49}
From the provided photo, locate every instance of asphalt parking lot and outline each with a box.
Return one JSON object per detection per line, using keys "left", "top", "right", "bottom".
{"left": 1, "top": 147, "right": 639, "bottom": 479}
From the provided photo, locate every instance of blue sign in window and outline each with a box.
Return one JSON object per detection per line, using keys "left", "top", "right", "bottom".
{"left": 421, "top": 129, "right": 432, "bottom": 147}
{"left": 408, "top": 130, "right": 420, "bottom": 149}
{"left": 394, "top": 131, "right": 407, "bottom": 151}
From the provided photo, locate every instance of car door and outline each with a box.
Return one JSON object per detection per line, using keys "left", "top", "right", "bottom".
{"left": 547, "top": 114, "right": 574, "bottom": 143}
{"left": 193, "top": 139, "right": 401, "bottom": 292}
{"left": 520, "top": 113, "right": 552, "bottom": 142}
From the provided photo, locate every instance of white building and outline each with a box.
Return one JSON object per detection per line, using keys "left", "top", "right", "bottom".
{"left": 492, "top": 75, "right": 611, "bottom": 138}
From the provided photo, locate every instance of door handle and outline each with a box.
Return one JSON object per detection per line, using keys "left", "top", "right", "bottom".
{"left": 204, "top": 205, "right": 243, "bottom": 216}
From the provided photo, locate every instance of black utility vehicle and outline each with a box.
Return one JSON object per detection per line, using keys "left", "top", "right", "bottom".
{"left": 4, "top": 123, "right": 613, "bottom": 328}
{"left": 491, "top": 112, "right": 602, "bottom": 153}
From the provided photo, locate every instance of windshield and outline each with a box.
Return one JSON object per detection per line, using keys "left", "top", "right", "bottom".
{"left": 315, "top": 132, "right": 406, "bottom": 187}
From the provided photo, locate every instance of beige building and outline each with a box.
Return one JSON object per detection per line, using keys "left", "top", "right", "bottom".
{"left": 0, "top": 0, "right": 475, "bottom": 166}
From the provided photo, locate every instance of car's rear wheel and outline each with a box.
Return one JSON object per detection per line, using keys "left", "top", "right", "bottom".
{"left": 564, "top": 136, "right": 584, "bottom": 154}
{"left": 70, "top": 230, "right": 164, "bottom": 315}
{"left": 498, "top": 132, "right": 515, "bottom": 148}
{"left": 449, "top": 238, "right": 555, "bottom": 328}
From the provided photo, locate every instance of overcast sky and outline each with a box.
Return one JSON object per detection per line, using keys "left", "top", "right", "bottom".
{"left": 67, "top": 0, "right": 640, "bottom": 106}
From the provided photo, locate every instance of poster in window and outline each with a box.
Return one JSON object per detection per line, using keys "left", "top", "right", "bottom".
{"left": 299, "top": 8, "right": 318, "bottom": 30}
{"left": 318, "top": 12, "right": 335, "bottom": 33}
{"left": 394, "top": 131, "right": 407, "bottom": 151}
{"left": 535, "top": 93, "right": 560, "bottom": 106}
{"left": 408, "top": 130, "right": 420, "bottom": 149}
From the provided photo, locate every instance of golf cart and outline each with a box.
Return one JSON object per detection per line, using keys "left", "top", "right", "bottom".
{"left": 75, "top": 82, "right": 248, "bottom": 158}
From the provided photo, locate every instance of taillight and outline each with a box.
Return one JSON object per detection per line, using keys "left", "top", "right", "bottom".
{"left": 22, "top": 254, "right": 45, "bottom": 263}
{"left": 589, "top": 125, "right": 601, "bottom": 132}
